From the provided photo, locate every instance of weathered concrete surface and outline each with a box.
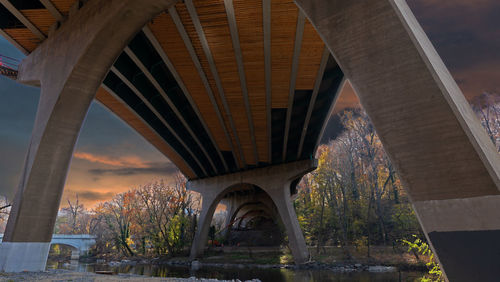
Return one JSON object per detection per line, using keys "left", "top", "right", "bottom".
{"left": 0, "top": 234, "right": 96, "bottom": 261}
{"left": 219, "top": 190, "right": 278, "bottom": 238}
{"left": 1, "top": 0, "right": 178, "bottom": 272}
{"left": 224, "top": 193, "right": 281, "bottom": 246}
{"left": 188, "top": 160, "right": 317, "bottom": 264}
{"left": 0, "top": 242, "right": 50, "bottom": 272}
{"left": 294, "top": 0, "right": 500, "bottom": 281}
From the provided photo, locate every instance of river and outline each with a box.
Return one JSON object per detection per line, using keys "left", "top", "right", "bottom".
{"left": 47, "top": 261, "right": 425, "bottom": 281}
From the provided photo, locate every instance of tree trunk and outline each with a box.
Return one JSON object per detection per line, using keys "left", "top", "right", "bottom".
{"left": 366, "top": 186, "right": 374, "bottom": 258}
{"left": 316, "top": 190, "right": 326, "bottom": 254}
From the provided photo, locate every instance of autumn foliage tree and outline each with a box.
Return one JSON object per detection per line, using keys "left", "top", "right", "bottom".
{"left": 295, "top": 109, "right": 423, "bottom": 256}
{"left": 54, "top": 173, "right": 197, "bottom": 258}
{"left": 295, "top": 92, "right": 499, "bottom": 257}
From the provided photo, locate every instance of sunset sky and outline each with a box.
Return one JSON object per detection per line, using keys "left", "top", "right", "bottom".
{"left": 0, "top": 0, "right": 499, "bottom": 208}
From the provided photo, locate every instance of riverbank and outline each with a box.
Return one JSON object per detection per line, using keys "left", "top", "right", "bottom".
{"left": 0, "top": 270, "right": 261, "bottom": 282}
{"left": 76, "top": 245, "right": 428, "bottom": 273}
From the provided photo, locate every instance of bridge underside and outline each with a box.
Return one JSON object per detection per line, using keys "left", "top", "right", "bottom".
{"left": 221, "top": 187, "right": 283, "bottom": 247}
{"left": 0, "top": 0, "right": 499, "bottom": 280}
{"left": 1, "top": 0, "right": 346, "bottom": 180}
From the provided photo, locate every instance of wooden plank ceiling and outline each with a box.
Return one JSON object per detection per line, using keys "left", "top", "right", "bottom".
{"left": 0, "top": 0, "right": 344, "bottom": 180}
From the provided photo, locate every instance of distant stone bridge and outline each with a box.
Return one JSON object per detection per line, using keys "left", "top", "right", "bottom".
{"left": 0, "top": 234, "right": 96, "bottom": 260}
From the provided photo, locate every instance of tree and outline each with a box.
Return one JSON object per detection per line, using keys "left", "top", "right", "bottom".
{"left": 471, "top": 92, "right": 500, "bottom": 152}
{"left": 294, "top": 108, "right": 424, "bottom": 257}
{"left": 57, "top": 195, "right": 84, "bottom": 234}
{"left": 63, "top": 173, "right": 197, "bottom": 258}
{"left": 0, "top": 196, "right": 11, "bottom": 233}
{"left": 99, "top": 192, "right": 137, "bottom": 256}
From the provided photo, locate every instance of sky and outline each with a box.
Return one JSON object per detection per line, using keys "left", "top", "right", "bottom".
{"left": 0, "top": 0, "right": 499, "bottom": 208}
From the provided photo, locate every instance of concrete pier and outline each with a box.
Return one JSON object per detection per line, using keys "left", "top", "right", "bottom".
{"left": 0, "top": 0, "right": 177, "bottom": 272}
{"left": 0, "top": 0, "right": 498, "bottom": 279}
{"left": 188, "top": 160, "right": 316, "bottom": 264}
{"left": 295, "top": 0, "right": 500, "bottom": 281}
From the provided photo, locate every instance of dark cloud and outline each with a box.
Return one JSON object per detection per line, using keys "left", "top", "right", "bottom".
{"left": 0, "top": 72, "right": 39, "bottom": 200}
{"left": 325, "top": 1, "right": 500, "bottom": 145}
{"left": 407, "top": 0, "right": 500, "bottom": 98}
{"left": 88, "top": 162, "right": 178, "bottom": 176}
{"left": 410, "top": 2, "right": 500, "bottom": 68}
{"left": 73, "top": 190, "right": 115, "bottom": 201}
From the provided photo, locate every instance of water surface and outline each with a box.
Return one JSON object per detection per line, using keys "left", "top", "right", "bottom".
{"left": 47, "top": 261, "right": 424, "bottom": 282}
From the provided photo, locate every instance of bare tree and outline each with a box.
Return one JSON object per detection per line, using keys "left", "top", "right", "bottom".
{"left": 0, "top": 196, "right": 11, "bottom": 233}
{"left": 471, "top": 92, "right": 500, "bottom": 152}
{"left": 135, "top": 176, "right": 194, "bottom": 256}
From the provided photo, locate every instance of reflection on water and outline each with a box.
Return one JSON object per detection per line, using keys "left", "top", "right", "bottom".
{"left": 47, "top": 261, "right": 423, "bottom": 282}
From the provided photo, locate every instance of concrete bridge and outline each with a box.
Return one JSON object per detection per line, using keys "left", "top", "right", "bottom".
{"left": 0, "top": 234, "right": 96, "bottom": 261}
{"left": 0, "top": 0, "right": 499, "bottom": 280}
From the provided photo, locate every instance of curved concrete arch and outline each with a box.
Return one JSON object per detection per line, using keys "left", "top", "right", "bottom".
{"left": 189, "top": 183, "right": 270, "bottom": 260}
{"left": 50, "top": 243, "right": 79, "bottom": 260}
{"left": 50, "top": 235, "right": 96, "bottom": 254}
{"left": 2, "top": 0, "right": 493, "bottom": 278}
{"left": 294, "top": 0, "right": 500, "bottom": 280}
{"left": 0, "top": 0, "right": 179, "bottom": 272}
{"left": 231, "top": 203, "right": 276, "bottom": 227}
{"left": 51, "top": 242, "right": 78, "bottom": 251}
{"left": 235, "top": 209, "right": 273, "bottom": 230}
{"left": 188, "top": 160, "right": 316, "bottom": 263}
{"left": 225, "top": 196, "right": 278, "bottom": 228}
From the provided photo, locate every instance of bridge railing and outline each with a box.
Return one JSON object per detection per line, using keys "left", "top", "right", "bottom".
{"left": 0, "top": 234, "right": 97, "bottom": 240}
{"left": 0, "top": 54, "right": 19, "bottom": 79}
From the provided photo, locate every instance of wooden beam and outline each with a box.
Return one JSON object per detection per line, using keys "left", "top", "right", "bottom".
{"left": 224, "top": 0, "right": 259, "bottom": 165}
{"left": 100, "top": 85, "right": 197, "bottom": 178}
{"left": 124, "top": 46, "right": 220, "bottom": 174}
{"left": 0, "top": 29, "right": 28, "bottom": 55}
{"left": 314, "top": 78, "right": 346, "bottom": 153}
{"left": 110, "top": 66, "right": 208, "bottom": 176}
{"left": 40, "top": 0, "right": 64, "bottom": 21}
{"left": 0, "top": 0, "right": 46, "bottom": 40}
{"left": 184, "top": 0, "right": 247, "bottom": 168}
{"left": 263, "top": 0, "right": 271, "bottom": 163}
{"left": 297, "top": 47, "right": 329, "bottom": 158}
{"left": 282, "top": 11, "right": 305, "bottom": 162}
{"left": 169, "top": 6, "right": 240, "bottom": 170}
{"left": 142, "top": 25, "right": 229, "bottom": 172}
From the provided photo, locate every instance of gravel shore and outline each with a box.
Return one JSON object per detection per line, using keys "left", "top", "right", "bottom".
{"left": 0, "top": 270, "right": 261, "bottom": 282}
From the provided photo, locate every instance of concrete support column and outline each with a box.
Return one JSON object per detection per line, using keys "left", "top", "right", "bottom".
{"left": 219, "top": 198, "right": 235, "bottom": 238}
{"left": 190, "top": 193, "right": 218, "bottom": 259}
{"left": 295, "top": 0, "right": 500, "bottom": 281}
{"left": 0, "top": 0, "right": 178, "bottom": 272}
{"left": 70, "top": 249, "right": 80, "bottom": 261}
{"left": 188, "top": 160, "right": 316, "bottom": 264}
{"left": 266, "top": 183, "right": 309, "bottom": 263}
{"left": 0, "top": 243, "right": 50, "bottom": 272}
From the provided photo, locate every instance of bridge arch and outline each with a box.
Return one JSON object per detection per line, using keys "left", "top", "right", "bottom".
{"left": 188, "top": 160, "right": 315, "bottom": 262}
{"left": 294, "top": 1, "right": 500, "bottom": 280}
{"left": 0, "top": 0, "right": 180, "bottom": 272}
{"left": 0, "top": 0, "right": 497, "bottom": 279}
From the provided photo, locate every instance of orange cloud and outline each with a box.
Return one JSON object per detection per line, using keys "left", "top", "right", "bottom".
{"left": 333, "top": 81, "right": 360, "bottom": 114}
{"left": 73, "top": 151, "right": 149, "bottom": 168}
